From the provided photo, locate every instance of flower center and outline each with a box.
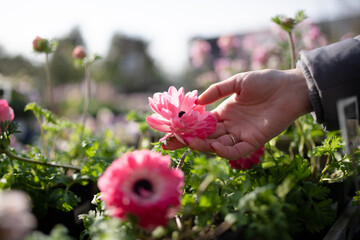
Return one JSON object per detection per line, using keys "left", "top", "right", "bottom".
{"left": 133, "top": 179, "right": 153, "bottom": 197}
{"left": 178, "top": 111, "right": 185, "bottom": 118}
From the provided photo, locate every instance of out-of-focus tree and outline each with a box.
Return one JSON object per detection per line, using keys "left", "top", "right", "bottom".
{"left": 94, "top": 33, "right": 165, "bottom": 93}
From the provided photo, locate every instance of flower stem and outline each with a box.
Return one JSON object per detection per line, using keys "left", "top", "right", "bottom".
{"left": 34, "top": 114, "right": 48, "bottom": 159}
{"left": 286, "top": 31, "right": 296, "bottom": 69}
{"left": 4, "top": 149, "right": 81, "bottom": 171}
{"left": 177, "top": 148, "right": 191, "bottom": 169}
{"left": 80, "top": 65, "right": 91, "bottom": 142}
{"left": 286, "top": 30, "right": 317, "bottom": 177}
{"left": 45, "top": 53, "right": 55, "bottom": 113}
{"left": 195, "top": 220, "right": 235, "bottom": 240}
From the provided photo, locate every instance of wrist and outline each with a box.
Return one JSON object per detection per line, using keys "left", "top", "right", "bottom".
{"left": 288, "top": 68, "right": 313, "bottom": 115}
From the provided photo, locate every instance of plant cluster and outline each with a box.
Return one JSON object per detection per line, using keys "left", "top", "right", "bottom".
{"left": 0, "top": 10, "right": 358, "bottom": 240}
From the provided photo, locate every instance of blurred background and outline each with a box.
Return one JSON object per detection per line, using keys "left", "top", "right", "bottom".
{"left": 0, "top": 0, "right": 360, "bottom": 145}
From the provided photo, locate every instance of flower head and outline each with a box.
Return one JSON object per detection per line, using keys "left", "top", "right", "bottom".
{"left": 32, "top": 36, "right": 49, "bottom": 53}
{"left": 146, "top": 86, "right": 217, "bottom": 144}
{"left": 228, "top": 146, "right": 265, "bottom": 170}
{"left": 0, "top": 99, "right": 14, "bottom": 133}
{"left": 72, "top": 45, "right": 87, "bottom": 59}
{"left": 98, "top": 149, "right": 184, "bottom": 229}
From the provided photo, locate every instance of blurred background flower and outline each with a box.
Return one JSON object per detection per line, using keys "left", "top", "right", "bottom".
{"left": 0, "top": 190, "right": 36, "bottom": 240}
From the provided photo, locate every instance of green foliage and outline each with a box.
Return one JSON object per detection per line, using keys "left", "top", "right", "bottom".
{"left": 227, "top": 186, "right": 292, "bottom": 240}
{"left": 272, "top": 10, "right": 307, "bottom": 32}
{"left": 0, "top": 102, "right": 126, "bottom": 228}
{"left": 287, "top": 182, "right": 335, "bottom": 233}
{"left": 74, "top": 54, "right": 101, "bottom": 68}
{"left": 26, "top": 224, "right": 75, "bottom": 240}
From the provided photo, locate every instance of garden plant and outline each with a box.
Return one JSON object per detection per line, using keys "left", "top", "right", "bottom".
{"left": 0, "top": 10, "right": 359, "bottom": 240}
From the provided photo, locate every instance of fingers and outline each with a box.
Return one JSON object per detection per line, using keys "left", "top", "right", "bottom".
{"left": 163, "top": 137, "right": 186, "bottom": 150}
{"left": 207, "top": 122, "right": 227, "bottom": 139}
{"left": 165, "top": 136, "right": 259, "bottom": 161}
{"left": 210, "top": 141, "right": 256, "bottom": 161}
{"left": 197, "top": 73, "right": 243, "bottom": 105}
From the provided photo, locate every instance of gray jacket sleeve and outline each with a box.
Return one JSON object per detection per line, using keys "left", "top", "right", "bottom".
{"left": 297, "top": 35, "right": 360, "bottom": 131}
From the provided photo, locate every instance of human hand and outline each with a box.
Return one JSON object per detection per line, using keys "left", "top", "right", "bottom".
{"left": 164, "top": 69, "right": 312, "bottom": 160}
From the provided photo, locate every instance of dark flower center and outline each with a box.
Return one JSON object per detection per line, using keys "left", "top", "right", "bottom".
{"left": 133, "top": 179, "right": 153, "bottom": 197}
{"left": 178, "top": 111, "right": 185, "bottom": 118}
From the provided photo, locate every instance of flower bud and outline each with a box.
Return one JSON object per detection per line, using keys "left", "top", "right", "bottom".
{"left": 281, "top": 17, "right": 295, "bottom": 28}
{"left": 32, "top": 36, "right": 49, "bottom": 52}
{"left": 0, "top": 99, "right": 14, "bottom": 134}
{"left": 72, "top": 46, "right": 87, "bottom": 59}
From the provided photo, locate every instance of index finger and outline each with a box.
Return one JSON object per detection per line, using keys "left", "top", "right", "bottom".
{"left": 197, "top": 73, "right": 244, "bottom": 105}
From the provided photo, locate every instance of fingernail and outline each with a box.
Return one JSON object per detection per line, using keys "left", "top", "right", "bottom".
{"left": 194, "top": 99, "right": 198, "bottom": 104}
{"left": 210, "top": 144, "right": 215, "bottom": 151}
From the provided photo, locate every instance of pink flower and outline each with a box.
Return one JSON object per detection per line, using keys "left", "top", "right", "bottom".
{"left": 190, "top": 39, "right": 211, "bottom": 68}
{"left": 228, "top": 146, "right": 265, "bottom": 170}
{"left": 251, "top": 46, "right": 270, "bottom": 70}
{"left": 72, "top": 46, "right": 87, "bottom": 59}
{"left": 301, "top": 23, "right": 328, "bottom": 49}
{"left": 217, "top": 35, "right": 240, "bottom": 56}
{"left": 98, "top": 150, "right": 184, "bottom": 229}
{"left": 32, "top": 36, "right": 49, "bottom": 52}
{"left": 146, "top": 86, "right": 217, "bottom": 144}
{"left": 0, "top": 99, "right": 14, "bottom": 133}
{"left": 213, "top": 57, "right": 232, "bottom": 80}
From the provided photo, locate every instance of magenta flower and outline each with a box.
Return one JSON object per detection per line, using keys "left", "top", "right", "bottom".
{"left": 146, "top": 86, "right": 217, "bottom": 144}
{"left": 0, "top": 99, "right": 14, "bottom": 133}
{"left": 98, "top": 150, "right": 184, "bottom": 229}
{"left": 228, "top": 146, "right": 265, "bottom": 170}
{"left": 72, "top": 45, "right": 87, "bottom": 59}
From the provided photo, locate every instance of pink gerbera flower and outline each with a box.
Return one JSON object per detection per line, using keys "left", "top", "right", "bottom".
{"left": 228, "top": 146, "right": 265, "bottom": 170}
{"left": 0, "top": 99, "right": 14, "bottom": 133}
{"left": 146, "top": 86, "right": 217, "bottom": 144}
{"left": 98, "top": 149, "right": 184, "bottom": 229}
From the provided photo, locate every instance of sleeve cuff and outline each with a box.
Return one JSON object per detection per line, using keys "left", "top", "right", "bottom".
{"left": 297, "top": 60, "right": 325, "bottom": 126}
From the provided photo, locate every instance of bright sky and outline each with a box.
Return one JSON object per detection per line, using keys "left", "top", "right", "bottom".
{"left": 0, "top": 0, "right": 359, "bottom": 75}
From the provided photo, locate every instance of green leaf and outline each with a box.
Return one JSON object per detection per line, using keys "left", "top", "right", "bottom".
{"left": 49, "top": 188, "right": 80, "bottom": 212}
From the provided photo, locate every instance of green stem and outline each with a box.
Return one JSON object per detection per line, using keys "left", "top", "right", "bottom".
{"left": 34, "top": 114, "right": 48, "bottom": 159}
{"left": 4, "top": 149, "right": 81, "bottom": 171}
{"left": 80, "top": 65, "right": 91, "bottom": 142}
{"left": 294, "top": 120, "right": 316, "bottom": 168}
{"left": 45, "top": 53, "right": 55, "bottom": 113}
{"left": 287, "top": 30, "right": 317, "bottom": 177}
{"left": 196, "top": 174, "right": 214, "bottom": 199}
{"left": 286, "top": 31, "right": 296, "bottom": 69}
{"left": 320, "top": 154, "right": 331, "bottom": 179}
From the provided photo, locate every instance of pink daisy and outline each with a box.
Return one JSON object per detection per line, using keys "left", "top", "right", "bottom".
{"left": 0, "top": 99, "right": 14, "bottom": 133}
{"left": 97, "top": 149, "right": 184, "bottom": 229}
{"left": 146, "top": 86, "right": 217, "bottom": 144}
{"left": 228, "top": 146, "right": 265, "bottom": 170}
